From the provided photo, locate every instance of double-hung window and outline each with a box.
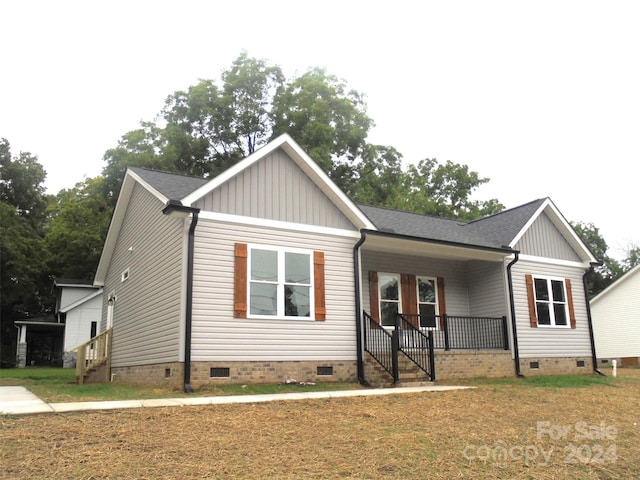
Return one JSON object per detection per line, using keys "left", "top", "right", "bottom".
{"left": 533, "top": 276, "right": 569, "bottom": 327}
{"left": 417, "top": 276, "right": 438, "bottom": 328}
{"left": 378, "top": 273, "right": 401, "bottom": 327}
{"left": 249, "top": 246, "right": 313, "bottom": 318}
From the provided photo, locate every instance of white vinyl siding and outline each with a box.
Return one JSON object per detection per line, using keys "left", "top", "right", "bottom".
{"left": 512, "top": 259, "right": 591, "bottom": 357}
{"left": 465, "top": 260, "right": 509, "bottom": 318}
{"left": 103, "top": 184, "right": 184, "bottom": 367}
{"left": 194, "top": 148, "right": 355, "bottom": 230}
{"left": 63, "top": 294, "right": 102, "bottom": 351}
{"left": 591, "top": 267, "right": 640, "bottom": 358}
{"left": 191, "top": 218, "right": 357, "bottom": 361}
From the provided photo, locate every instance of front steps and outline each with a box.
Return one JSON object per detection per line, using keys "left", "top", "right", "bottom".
{"left": 364, "top": 353, "right": 433, "bottom": 388}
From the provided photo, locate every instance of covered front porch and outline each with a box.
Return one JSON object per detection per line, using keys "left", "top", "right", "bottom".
{"left": 355, "top": 230, "right": 517, "bottom": 386}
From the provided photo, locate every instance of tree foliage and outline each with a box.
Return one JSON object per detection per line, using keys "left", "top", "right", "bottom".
{"left": 45, "top": 177, "right": 112, "bottom": 280}
{"left": 0, "top": 140, "right": 52, "bottom": 365}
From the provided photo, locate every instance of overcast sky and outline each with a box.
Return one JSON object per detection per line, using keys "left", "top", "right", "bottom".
{"left": 2, "top": 1, "right": 638, "bottom": 260}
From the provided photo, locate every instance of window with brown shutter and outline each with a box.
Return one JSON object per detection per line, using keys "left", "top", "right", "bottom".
{"left": 234, "top": 243, "right": 326, "bottom": 321}
{"left": 314, "top": 251, "right": 326, "bottom": 321}
{"left": 234, "top": 243, "right": 248, "bottom": 318}
{"left": 525, "top": 274, "right": 576, "bottom": 328}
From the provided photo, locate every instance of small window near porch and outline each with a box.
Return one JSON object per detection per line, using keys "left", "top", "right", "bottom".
{"left": 417, "top": 277, "right": 438, "bottom": 328}
{"left": 379, "top": 273, "right": 401, "bottom": 327}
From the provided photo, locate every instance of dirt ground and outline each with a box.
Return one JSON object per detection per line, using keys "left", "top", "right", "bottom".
{"left": 2, "top": 370, "right": 639, "bottom": 479}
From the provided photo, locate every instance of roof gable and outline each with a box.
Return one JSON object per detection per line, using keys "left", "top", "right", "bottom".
{"left": 193, "top": 146, "right": 357, "bottom": 229}
{"left": 182, "top": 134, "right": 374, "bottom": 230}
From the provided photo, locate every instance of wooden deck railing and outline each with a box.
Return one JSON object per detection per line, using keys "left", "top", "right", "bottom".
{"left": 74, "top": 328, "right": 112, "bottom": 384}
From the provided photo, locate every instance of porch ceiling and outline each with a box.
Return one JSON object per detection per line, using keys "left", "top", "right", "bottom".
{"left": 361, "top": 234, "right": 511, "bottom": 262}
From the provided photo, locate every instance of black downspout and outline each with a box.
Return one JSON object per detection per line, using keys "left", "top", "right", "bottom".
{"left": 183, "top": 210, "right": 199, "bottom": 393}
{"left": 353, "top": 231, "right": 367, "bottom": 384}
{"left": 584, "top": 263, "right": 606, "bottom": 376}
{"left": 506, "top": 251, "right": 524, "bottom": 377}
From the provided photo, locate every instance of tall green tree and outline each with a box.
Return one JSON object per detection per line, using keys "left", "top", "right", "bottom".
{"left": 100, "top": 51, "right": 506, "bottom": 222}
{"left": 394, "top": 158, "right": 503, "bottom": 220}
{"left": 45, "top": 177, "right": 112, "bottom": 280}
{"left": 271, "top": 67, "right": 373, "bottom": 192}
{"left": 571, "top": 221, "right": 622, "bottom": 297}
{"left": 0, "top": 139, "right": 51, "bottom": 366}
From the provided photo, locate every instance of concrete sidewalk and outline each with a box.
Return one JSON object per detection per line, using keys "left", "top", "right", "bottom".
{"left": 0, "top": 384, "right": 473, "bottom": 416}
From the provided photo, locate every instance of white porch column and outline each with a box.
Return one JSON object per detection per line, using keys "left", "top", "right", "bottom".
{"left": 16, "top": 325, "right": 27, "bottom": 368}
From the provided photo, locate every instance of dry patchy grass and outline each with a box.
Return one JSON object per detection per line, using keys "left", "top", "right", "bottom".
{"left": 1, "top": 369, "right": 639, "bottom": 479}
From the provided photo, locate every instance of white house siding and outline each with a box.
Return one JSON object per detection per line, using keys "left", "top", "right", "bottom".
{"left": 191, "top": 218, "right": 358, "bottom": 361}
{"left": 194, "top": 148, "right": 355, "bottom": 230}
{"left": 60, "top": 287, "right": 95, "bottom": 310}
{"left": 63, "top": 295, "right": 102, "bottom": 351}
{"left": 515, "top": 213, "right": 581, "bottom": 262}
{"left": 591, "top": 267, "right": 640, "bottom": 358}
{"left": 511, "top": 259, "right": 591, "bottom": 357}
{"left": 103, "top": 184, "right": 185, "bottom": 368}
{"left": 465, "top": 260, "right": 509, "bottom": 318}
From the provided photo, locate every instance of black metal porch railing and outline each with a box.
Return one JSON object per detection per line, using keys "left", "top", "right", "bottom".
{"left": 363, "top": 312, "right": 436, "bottom": 383}
{"left": 363, "top": 311, "right": 398, "bottom": 381}
{"left": 399, "top": 314, "right": 509, "bottom": 350}
{"left": 396, "top": 314, "right": 435, "bottom": 381}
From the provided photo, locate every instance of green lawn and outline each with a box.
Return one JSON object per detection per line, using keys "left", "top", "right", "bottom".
{"left": 0, "top": 367, "right": 364, "bottom": 402}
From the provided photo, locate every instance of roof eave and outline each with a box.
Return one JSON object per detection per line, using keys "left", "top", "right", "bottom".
{"left": 360, "top": 228, "right": 517, "bottom": 258}
{"left": 94, "top": 169, "right": 168, "bottom": 286}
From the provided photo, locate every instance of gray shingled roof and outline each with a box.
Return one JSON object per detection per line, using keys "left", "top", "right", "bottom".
{"left": 358, "top": 199, "right": 547, "bottom": 250}
{"left": 128, "top": 166, "right": 543, "bottom": 250}
{"left": 128, "top": 167, "right": 209, "bottom": 200}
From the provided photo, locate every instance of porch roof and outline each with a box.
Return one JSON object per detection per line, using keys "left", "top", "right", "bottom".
{"left": 358, "top": 200, "right": 545, "bottom": 251}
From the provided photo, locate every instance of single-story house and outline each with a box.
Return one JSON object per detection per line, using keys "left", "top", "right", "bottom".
{"left": 93, "top": 134, "right": 600, "bottom": 390}
{"left": 591, "top": 264, "right": 640, "bottom": 367}
{"left": 15, "top": 279, "right": 102, "bottom": 368}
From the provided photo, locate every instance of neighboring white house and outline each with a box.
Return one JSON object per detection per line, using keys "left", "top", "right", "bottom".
{"left": 54, "top": 279, "right": 103, "bottom": 367}
{"left": 15, "top": 279, "right": 103, "bottom": 368}
{"left": 591, "top": 264, "right": 640, "bottom": 365}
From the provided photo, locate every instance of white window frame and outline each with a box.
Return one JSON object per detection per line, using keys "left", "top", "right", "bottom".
{"left": 247, "top": 244, "right": 315, "bottom": 320}
{"left": 533, "top": 275, "right": 570, "bottom": 328}
{"left": 416, "top": 276, "right": 439, "bottom": 329}
{"left": 378, "top": 272, "right": 402, "bottom": 328}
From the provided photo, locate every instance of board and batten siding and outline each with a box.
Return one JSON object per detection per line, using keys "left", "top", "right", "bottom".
{"left": 194, "top": 148, "right": 355, "bottom": 230}
{"left": 515, "top": 212, "right": 581, "bottom": 262}
{"left": 511, "top": 259, "right": 591, "bottom": 357}
{"left": 591, "top": 267, "right": 640, "bottom": 358}
{"left": 103, "top": 184, "right": 185, "bottom": 368}
{"left": 191, "top": 218, "right": 357, "bottom": 361}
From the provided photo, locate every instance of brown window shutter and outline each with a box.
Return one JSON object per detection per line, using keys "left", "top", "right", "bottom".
{"left": 401, "top": 274, "right": 418, "bottom": 326}
{"left": 314, "top": 251, "right": 326, "bottom": 321}
{"left": 565, "top": 278, "right": 576, "bottom": 329}
{"left": 525, "top": 274, "right": 538, "bottom": 328}
{"left": 368, "top": 271, "right": 379, "bottom": 322}
{"left": 437, "top": 277, "right": 446, "bottom": 330}
{"left": 234, "top": 243, "right": 248, "bottom": 318}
